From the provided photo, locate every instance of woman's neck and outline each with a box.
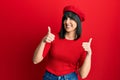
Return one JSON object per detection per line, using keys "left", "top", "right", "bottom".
{"left": 65, "top": 32, "right": 76, "bottom": 40}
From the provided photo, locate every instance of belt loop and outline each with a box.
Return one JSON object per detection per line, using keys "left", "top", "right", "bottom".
{"left": 58, "top": 76, "right": 61, "bottom": 80}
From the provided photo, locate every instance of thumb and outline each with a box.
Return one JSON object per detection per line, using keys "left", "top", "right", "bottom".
{"left": 89, "top": 38, "right": 93, "bottom": 44}
{"left": 48, "top": 26, "right": 51, "bottom": 33}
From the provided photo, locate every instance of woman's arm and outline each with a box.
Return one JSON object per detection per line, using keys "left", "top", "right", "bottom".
{"left": 33, "top": 26, "right": 55, "bottom": 64}
{"left": 79, "top": 51, "right": 92, "bottom": 79}
{"left": 79, "top": 38, "right": 92, "bottom": 79}
{"left": 33, "top": 39, "right": 46, "bottom": 64}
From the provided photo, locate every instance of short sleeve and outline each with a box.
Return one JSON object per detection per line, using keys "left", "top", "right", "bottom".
{"left": 42, "top": 43, "right": 51, "bottom": 58}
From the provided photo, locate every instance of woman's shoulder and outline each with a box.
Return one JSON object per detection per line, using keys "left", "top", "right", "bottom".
{"left": 78, "top": 35, "right": 88, "bottom": 42}
{"left": 51, "top": 33, "right": 60, "bottom": 43}
{"left": 76, "top": 37, "right": 84, "bottom": 42}
{"left": 53, "top": 33, "right": 59, "bottom": 39}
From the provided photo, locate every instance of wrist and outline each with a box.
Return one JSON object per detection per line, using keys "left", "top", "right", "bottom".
{"left": 42, "top": 37, "right": 47, "bottom": 43}
{"left": 87, "top": 50, "right": 92, "bottom": 55}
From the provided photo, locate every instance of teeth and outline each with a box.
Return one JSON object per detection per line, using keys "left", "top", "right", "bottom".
{"left": 66, "top": 26, "right": 71, "bottom": 28}
{"left": 66, "top": 24, "right": 71, "bottom": 27}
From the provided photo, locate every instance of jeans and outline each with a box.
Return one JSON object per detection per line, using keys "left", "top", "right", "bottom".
{"left": 43, "top": 71, "right": 78, "bottom": 80}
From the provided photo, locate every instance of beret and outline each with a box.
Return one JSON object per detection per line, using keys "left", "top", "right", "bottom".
{"left": 63, "top": 5, "right": 85, "bottom": 22}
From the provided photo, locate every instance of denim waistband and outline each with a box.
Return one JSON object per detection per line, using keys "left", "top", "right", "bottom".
{"left": 43, "top": 71, "right": 78, "bottom": 80}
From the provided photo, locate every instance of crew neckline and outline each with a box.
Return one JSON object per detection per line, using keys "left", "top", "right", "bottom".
{"left": 64, "top": 38, "right": 75, "bottom": 41}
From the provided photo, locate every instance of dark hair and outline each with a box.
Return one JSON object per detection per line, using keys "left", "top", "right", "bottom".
{"left": 59, "top": 11, "right": 82, "bottom": 40}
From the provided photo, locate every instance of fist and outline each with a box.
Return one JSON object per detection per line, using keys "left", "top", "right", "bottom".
{"left": 43, "top": 26, "right": 55, "bottom": 43}
{"left": 82, "top": 38, "right": 92, "bottom": 54}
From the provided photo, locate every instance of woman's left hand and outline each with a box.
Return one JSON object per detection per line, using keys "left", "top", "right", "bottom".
{"left": 82, "top": 38, "right": 92, "bottom": 55}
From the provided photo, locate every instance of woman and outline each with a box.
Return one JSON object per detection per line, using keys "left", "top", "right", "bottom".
{"left": 33, "top": 5, "right": 92, "bottom": 80}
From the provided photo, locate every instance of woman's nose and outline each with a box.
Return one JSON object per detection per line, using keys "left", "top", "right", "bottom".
{"left": 66, "top": 18, "right": 70, "bottom": 23}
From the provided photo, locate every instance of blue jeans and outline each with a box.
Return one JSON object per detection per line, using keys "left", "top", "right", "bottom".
{"left": 43, "top": 71, "right": 78, "bottom": 80}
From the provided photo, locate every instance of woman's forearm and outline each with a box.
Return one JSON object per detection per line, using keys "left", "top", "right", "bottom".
{"left": 79, "top": 51, "right": 92, "bottom": 79}
{"left": 33, "top": 39, "right": 46, "bottom": 64}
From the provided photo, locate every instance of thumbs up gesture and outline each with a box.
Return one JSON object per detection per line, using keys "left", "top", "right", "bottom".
{"left": 82, "top": 38, "right": 92, "bottom": 54}
{"left": 42, "top": 26, "right": 55, "bottom": 43}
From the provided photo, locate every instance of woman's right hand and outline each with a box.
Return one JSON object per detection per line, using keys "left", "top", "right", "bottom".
{"left": 42, "top": 26, "right": 55, "bottom": 43}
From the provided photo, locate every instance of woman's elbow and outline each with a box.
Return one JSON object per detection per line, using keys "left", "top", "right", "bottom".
{"left": 33, "top": 59, "right": 39, "bottom": 64}
{"left": 33, "top": 57, "right": 43, "bottom": 64}
{"left": 33, "top": 60, "right": 39, "bottom": 64}
{"left": 79, "top": 71, "right": 89, "bottom": 79}
{"left": 80, "top": 74, "right": 87, "bottom": 79}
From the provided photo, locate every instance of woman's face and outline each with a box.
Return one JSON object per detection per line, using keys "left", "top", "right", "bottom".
{"left": 63, "top": 17, "right": 77, "bottom": 33}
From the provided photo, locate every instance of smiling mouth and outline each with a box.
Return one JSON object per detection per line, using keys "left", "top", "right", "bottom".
{"left": 65, "top": 24, "right": 72, "bottom": 28}
{"left": 66, "top": 25, "right": 71, "bottom": 28}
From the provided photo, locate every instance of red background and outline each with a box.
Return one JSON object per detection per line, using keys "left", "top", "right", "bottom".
{"left": 0, "top": 0, "right": 120, "bottom": 80}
